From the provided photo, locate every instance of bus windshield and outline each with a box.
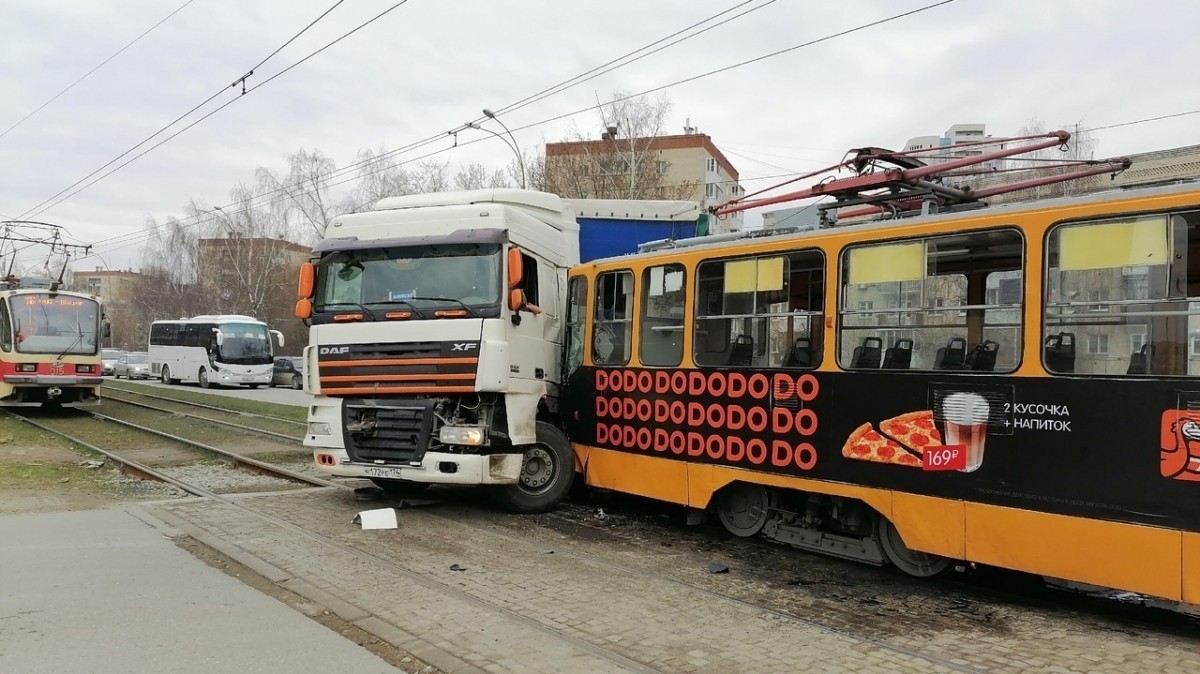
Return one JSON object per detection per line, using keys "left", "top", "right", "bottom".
{"left": 216, "top": 323, "right": 272, "bottom": 365}
{"left": 315, "top": 243, "right": 501, "bottom": 317}
{"left": 9, "top": 294, "right": 101, "bottom": 355}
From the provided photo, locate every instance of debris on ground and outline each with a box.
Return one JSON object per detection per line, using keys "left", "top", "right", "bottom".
{"left": 706, "top": 563, "right": 729, "bottom": 574}
{"left": 353, "top": 508, "right": 398, "bottom": 530}
{"left": 449, "top": 564, "right": 467, "bottom": 572}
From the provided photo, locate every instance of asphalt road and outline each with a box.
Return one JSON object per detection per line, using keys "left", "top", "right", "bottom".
{"left": 105, "top": 376, "right": 310, "bottom": 407}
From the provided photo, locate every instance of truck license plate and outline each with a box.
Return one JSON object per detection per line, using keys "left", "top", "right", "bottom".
{"left": 364, "top": 466, "right": 406, "bottom": 479}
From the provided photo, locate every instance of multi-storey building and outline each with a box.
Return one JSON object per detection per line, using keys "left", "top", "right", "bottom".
{"left": 545, "top": 130, "right": 743, "bottom": 232}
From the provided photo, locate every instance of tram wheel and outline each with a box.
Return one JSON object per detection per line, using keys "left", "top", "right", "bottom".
{"left": 715, "top": 483, "right": 770, "bottom": 537}
{"left": 876, "top": 516, "right": 953, "bottom": 578}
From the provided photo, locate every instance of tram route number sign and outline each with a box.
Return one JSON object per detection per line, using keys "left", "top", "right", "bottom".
{"left": 923, "top": 444, "right": 966, "bottom": 471}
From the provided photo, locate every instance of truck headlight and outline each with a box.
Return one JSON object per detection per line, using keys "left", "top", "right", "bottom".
{"left": 308, "top": 422, "right": 332, "bottom": 436}
{"left": 439, "top": 426, "right": 486, "bottom": 446}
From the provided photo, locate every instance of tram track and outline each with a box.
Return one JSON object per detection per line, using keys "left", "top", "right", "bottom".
{"left": 100, "top": 393, "right": 301, "bottom": 442}
{"left": 101, "top": 382, "right": 306, "bottom": 427}
{"left": 4, "top": 406, "right": 327, "bottom": 495}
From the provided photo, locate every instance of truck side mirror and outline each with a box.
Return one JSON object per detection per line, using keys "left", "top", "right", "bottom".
{"left": 509, "top": 288, "right": 526, "bottom": 312}
{"left": 295, "top": 298, "right": 312, "bottom": 319}
{"left": 298, "top": 262, "right": 315, "bottom": 297}
{"left": 507, "top": 247, "right": 523, "bottom": 288}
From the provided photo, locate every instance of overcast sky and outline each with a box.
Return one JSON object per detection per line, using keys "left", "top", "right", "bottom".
{"left": 1, "top": 0, "right": 1197, "bottom": 270}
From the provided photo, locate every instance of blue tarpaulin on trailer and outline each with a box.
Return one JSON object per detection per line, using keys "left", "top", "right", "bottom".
{"left": 578, "top": 217, "right": 698, "bottom": 262}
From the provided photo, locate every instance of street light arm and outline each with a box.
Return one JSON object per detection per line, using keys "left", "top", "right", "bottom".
{"left": 481, "top": 110, "right": 527, "bottom": 189}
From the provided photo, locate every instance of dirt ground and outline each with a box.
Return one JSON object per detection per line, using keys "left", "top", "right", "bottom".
{"left": 0, "top": 420, "right": 181, "bottom": 515}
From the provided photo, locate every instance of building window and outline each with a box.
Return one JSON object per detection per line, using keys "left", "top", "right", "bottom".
{"left": 1086, "top": 333, "right": 1109, "bottom": 355}
{"left": 705, "top": 157, "right": 717, "bottom": 174}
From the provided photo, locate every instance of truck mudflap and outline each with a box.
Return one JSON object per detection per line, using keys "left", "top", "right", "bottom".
{"left": 342, "top": 451, "right": 523, "bottom": 485}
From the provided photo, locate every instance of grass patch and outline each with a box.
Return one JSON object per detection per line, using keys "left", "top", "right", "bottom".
{"left": 0, "top": 460, "right": 111, "bottom": 490}
{"left": 102, "top": 381, "right": 307, "bottom": 422}
{"left": 0, "top": 415, "right": 74, "bottom": 449}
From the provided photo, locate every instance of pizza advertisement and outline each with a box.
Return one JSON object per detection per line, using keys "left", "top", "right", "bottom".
{"left": 842, "top": 409, "right": 975, "bottom": 472}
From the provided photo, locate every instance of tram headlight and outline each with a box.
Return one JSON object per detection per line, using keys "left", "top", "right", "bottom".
{"left": 17, "top": 363, "right": 36, "bottom": 372}
{"left": 76, "top": 364, "right": 95, "bottom": 373}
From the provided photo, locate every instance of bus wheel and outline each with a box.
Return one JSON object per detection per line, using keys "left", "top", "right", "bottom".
{"left": 715, "top": 483, "right": 770, "bottom": 537}
{"left": 491, "top": 422, "right": 573, "bottom": 514}
{"left": 161, "top": 366, "right": 173, "bottom": 385}
{"left": 877, "top": 516, "right": 953, "bottom": 578}
{"left": 198, "top": 368, "right": 211, "bottom": 388}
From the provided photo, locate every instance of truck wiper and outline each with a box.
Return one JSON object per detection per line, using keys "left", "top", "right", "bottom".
{"left": 315, "top": 301, "right": 377, "bottom": 320}
{"left": 408, "top": 296, "right": 480, "bottom": 317}
{"left": 360, "top": 300, "right": 426, "bottom": 318}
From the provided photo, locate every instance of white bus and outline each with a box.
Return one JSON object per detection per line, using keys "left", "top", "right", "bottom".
{"left": 148, "top": 315, "right": 283, "bottom": 388}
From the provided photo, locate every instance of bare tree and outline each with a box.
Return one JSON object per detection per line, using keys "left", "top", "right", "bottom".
{"left": 454, "top": 163, "right": 511, "bottom": 190}
{"left": 1011, "top": 117, "right": 1100, "bottom": 199}
{"left": 257, "top": 147, "right": 338, "bottom": 241}
{"left": 544, "top": 91, "right": 696, "bottom": 200}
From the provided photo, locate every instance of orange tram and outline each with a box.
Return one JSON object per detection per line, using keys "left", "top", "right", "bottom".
{"left": 0, "top": 282, "right": 104, "bottom": 407}
{"left": 559, "top": 180, "right": 1200, "bottom": 608}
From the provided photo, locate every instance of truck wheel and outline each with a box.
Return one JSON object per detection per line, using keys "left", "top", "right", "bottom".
{"left": 491, "top": 422, "right": 573, "bottom": 514}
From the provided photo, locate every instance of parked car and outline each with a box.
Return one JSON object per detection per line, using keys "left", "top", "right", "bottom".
{"left": 101, "top": 349, "right": 126, "bottom": 376}
{"left": 114, "top": 352, "right": 151, "bottom": 380}
{"left": 272, "top": 356, "right": 304, "bottom": 390}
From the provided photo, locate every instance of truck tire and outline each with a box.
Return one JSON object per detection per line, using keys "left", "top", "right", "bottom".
{"left": 491, "top": 422, "right": 573, "bottom": 514}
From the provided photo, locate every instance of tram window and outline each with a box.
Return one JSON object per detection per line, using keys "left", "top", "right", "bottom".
{"left": 565, "top": 277, "right": 587, "bottom": 376}
{"left": 593, "top": 270, "right": 633, "bottom": 365}
{"left": 840, "top": 229, "right": 1024, "bottom": 372}
{"left": 694, "top": 250, "right": 824, "bottom": 368}
{"left": 0, "top": 303, "right": 10, "bottom": 351}
{"left": 639, "top": 264, "right": 686, "bottom": 367}
{"left": 1045, "top": 210, "right": 1200, "bottom": 376}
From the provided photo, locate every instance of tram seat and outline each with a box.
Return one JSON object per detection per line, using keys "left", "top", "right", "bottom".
{"left": 966, "top": 340, "right": 1000, "bottom": 372}
{"left": 881, "top": 338, "right": 913, "bottom": 369}
{"left": 782, "top": 338, "right": 814, "bottom": 368}
{"left": 934, "top": 337, "right": 968, "bottom": 370}
{"left": 1044, "top": 332, "right": 1076, "bottom": 373}
{"left": 1126, "top": 343, "right": 1154, "bottom": 375}
{"left": 850, "top": 336, "right": 883, "bottom": 369}
{"left": 727, "top": 334, "right": 754, "bottom": 366}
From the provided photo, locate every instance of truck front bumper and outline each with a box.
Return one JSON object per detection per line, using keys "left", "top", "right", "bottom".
{"left": 316, "top": 450, "right": 523, "bottom": 485}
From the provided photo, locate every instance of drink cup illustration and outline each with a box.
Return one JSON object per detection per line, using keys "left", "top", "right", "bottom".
{"left": 942, "top": 393, "right": 990, "bottom": 472}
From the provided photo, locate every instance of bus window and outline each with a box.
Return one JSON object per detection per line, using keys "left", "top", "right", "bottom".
{"left": 593, "top": 271, "right": 633, "bottom": 365}
{"left": 639, "top": 264, "right": 685, "bottom": 367}
{"left": 694, "top": 250, "right": 824, "bottom": 368}
{"left": 1045, "top": 211, "right": 1200, "bottom": 376}
{"left": 840, "top": 229, "right": 1023, "bottom": 372}
{"left": 565, "top": 276, "right": 587, "bottom": 376}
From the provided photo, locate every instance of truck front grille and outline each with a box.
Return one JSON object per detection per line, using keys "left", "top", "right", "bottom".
{"left": 318, "top": 341, "right": 478, "bottom": 397}
{"left": 341, "top": 399, "right": 435, "bottom": 464}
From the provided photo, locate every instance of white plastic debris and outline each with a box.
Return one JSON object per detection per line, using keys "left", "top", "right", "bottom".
{"left": 353, "top": 507, "right": 398, "bottom": 530}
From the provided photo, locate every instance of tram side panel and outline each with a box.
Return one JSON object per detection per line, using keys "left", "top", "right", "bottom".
{"left": 563, "top": 366, "right": 1197, "bottom": 601}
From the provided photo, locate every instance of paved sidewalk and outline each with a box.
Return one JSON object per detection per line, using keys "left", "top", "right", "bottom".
{"left": 0, "top": 507, "right": 399, "bottom": 674}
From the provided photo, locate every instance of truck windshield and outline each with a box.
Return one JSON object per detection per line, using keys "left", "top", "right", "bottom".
{"left": 315, "top": 243, "right": 501, "bottom": 317}
{"left": 9, "top": 294, "right": 101, "bottom": 355}
{"left": 216, "top": 323, "right": 272, "bottom": 365}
